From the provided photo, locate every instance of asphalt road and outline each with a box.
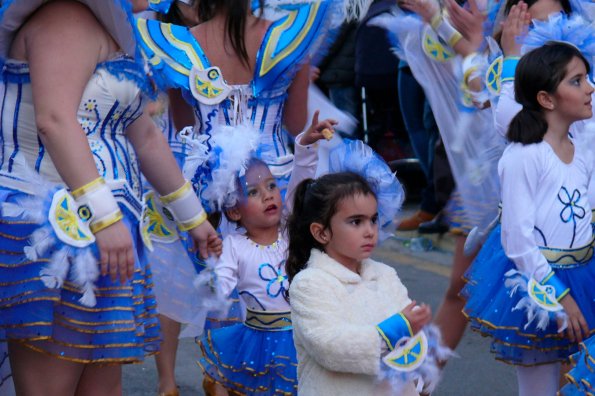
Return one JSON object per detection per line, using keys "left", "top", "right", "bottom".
{"left": 123, "top": 231, "right": 517, "bottom": 396}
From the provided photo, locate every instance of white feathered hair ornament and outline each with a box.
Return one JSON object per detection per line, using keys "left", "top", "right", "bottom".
{"left": 181, "top": 123, "right": 261, "bottom": 213}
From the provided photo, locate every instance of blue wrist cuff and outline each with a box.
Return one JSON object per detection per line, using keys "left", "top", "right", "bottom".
{"left": 376, "top": 313, "right": 414, "bottom": 350}
{"left": 501, "top": 57, "right": 520, "bottom": 83}
{"left": 540, "top": 271, "right": 570, "bottom": 301}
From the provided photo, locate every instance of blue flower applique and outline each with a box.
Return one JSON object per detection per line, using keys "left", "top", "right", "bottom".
{"left": 258, "top": 261, "right": 288, "bottom": 298}
{"left": 558, "top": 187, "right": 586, "bottom": 223}
{"left": 558, "top": 187, "right": 586, "bottom": 247}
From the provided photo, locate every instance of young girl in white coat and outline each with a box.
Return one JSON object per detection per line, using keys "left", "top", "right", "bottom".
{"left": 287, "top": 172, "right": 433, "bottom": 396}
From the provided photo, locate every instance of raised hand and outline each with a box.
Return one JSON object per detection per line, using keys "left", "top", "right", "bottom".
{"left": 500, "top": 1, "right": 531, "bottom": 57}
{"left": 446, "top": 0, "right": 486, "bottom": 54}
{"left": 301, "top": 110, "right": 338, "bottom": 145}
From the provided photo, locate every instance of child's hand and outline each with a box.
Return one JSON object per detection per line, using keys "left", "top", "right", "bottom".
{"left": 500, "top": 2, "right": 530, "bottom": 57}
{"left": 301, "top": 110, "right": 338, "bottom": 146}
{"left": 207, "top": 234, "right": 223, "bottom": 257}
{"left": 560, "top": 295, "right": 589, "bottom": 342}
{"left": 401, "top": 301, "right": 432, "bottom": 335}
{"left": 187, "top": 221, "right": 221, "bottom": 259}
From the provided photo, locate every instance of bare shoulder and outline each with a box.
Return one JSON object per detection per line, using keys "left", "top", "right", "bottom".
{"left": 24, "top": 1, "right": 102, "bottom": 31}
{"left": 12, "top": 0, "right": 110, "bottom": 60}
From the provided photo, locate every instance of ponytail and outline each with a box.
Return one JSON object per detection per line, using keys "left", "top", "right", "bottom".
{"left": 507, "top": 107, "right": 548, "bottom": 144}
{"left": 285, "top": 179, "right": 323, "bottom": 285}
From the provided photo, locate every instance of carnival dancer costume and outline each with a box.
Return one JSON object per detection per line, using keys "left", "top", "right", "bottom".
{"left": 371, "top": 5, "right": 506, "bottom": 242}
{"left": 0, "top": 0, "right": 174, "bottom": 364}
{"left": 462, "top": 140, "right": 595, "bottom": 365}
{"left": 134, "top": 1, "right": 343, "bottom": 198}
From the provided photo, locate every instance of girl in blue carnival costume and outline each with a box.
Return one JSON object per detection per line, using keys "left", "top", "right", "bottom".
{"left": 461, "top": 43, "right": 595, "bottom": 396}
{"left": 0, "top": 0, "right": 220, "bottom": 394}
{"left": 195, "top": 112, "right": 335, "bottom": 396}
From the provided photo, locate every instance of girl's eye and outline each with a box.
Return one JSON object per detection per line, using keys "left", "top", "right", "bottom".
{"left": 246, "top": 189, "right": 258, "bottom": 197}
{"left": 350, "top": 219, "right": 361, "bottom": 226}
{"left": 268, "top": 182, "right": 277, "bottom": 190}
{"left": 371, "top": 215, "right": 379, "bottom": 225}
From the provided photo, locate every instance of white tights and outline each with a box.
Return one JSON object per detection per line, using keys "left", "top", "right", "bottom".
{"left": 515, "top": 363, "right": 560, "bottom": 396}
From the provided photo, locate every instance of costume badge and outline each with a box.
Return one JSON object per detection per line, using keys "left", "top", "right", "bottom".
{"left": 189, "top": 66, "right": 231, "bottom": 105}
{"left": 383, "top": 332, "right": 428, "bottom": 372}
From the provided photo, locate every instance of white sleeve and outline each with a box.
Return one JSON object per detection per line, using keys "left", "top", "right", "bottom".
{"left": 214, "top": 236, "right": 239, "bottom": 298}
{"left": 500, "top": 147, "right": 551, "bottom": 281}
{"left": 284, "top": 132, "right": 318, "bottom": 215}
{"left": 494, "top": 81, "right": 521, "bottom": 139}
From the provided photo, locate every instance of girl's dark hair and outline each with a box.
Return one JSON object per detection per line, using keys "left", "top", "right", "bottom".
{"left": 197, "top": 0, "right": 265, "bottom": 66}
{"left": 507, "top": 42, "right": 590, "bottom": 144}
{"left": 504, "top": 0, "right": 571, "bottom": 16}
{"left": 285, "top": 172, "right": 376, "bottom": 284}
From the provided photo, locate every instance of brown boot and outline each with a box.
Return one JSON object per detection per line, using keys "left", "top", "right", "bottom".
{"left": 397, "top": 210, "right": 435, "bottom": 231}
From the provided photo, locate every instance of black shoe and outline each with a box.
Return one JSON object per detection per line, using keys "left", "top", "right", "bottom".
{"left": 418, "top": 213, "right": 449, "bottom": 234}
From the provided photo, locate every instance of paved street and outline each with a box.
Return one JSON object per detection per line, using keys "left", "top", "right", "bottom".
{"left": 123, "top": 224, "right": 517, "bottom": 395}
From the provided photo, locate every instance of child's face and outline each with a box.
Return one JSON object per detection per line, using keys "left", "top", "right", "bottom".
{"left": 234, "top": 163, "right": 282, "bottom": 232}
{"left": 550, "top": 57, "right": 594, "bottom": 123}
{"left": 323, "top": 193, "right": 378, "bottom": 271}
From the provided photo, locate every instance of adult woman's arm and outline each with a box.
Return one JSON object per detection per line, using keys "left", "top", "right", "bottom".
{"left": 125, "top": 112, "right": 220, "bottom": 258}
{"left": 283, "top": 63, "right": 310, "bottom": 136}
{"left": 26, "top": 2, "right": 135, "bottom": 283}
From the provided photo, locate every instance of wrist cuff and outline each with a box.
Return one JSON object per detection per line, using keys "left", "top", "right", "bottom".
{"left": 71, "top": 177, "right": 122, "bottom": 234}
{"left": 432, "top": 15, "right": 462, "bottom": 47}
{"left": 160, "top": 181, "right": 207, "bottom": 230}
{"left": 376, "top": 312, "right": 414, "bottom": 351}
{"left": 501, "top": 57, "right": 520, "bottom": 83}
{"left": 540, "top": 271, "right": 570, "bottom": 301}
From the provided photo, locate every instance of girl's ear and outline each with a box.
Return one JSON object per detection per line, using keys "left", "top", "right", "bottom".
{"left": 310, "top": 222, "right": 330, "bottom": 245}
{"left": 537, "top": 90, "right": 555, "bottom": 111}
{"left": 225, "top": 207, "right": 242, "bottom": 222}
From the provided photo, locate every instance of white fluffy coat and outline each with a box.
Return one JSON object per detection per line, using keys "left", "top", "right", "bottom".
{"left": 289, "top": 249, "right": 419, "bottom": 396}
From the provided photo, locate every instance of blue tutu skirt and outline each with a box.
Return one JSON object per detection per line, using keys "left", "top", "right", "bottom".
{"left": 0, "top": 188, "right": 160, "bottom": 363}
{"left": 197, "top": 309, "right": 297, "bottom": 395}
{"left": 561, "top": 336, "right": 595, "bottom": 395}
{"left": 461, "top": 224, "right": 595, "bottom": 366}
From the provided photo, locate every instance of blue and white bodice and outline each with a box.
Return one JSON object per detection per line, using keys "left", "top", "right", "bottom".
{"left": 215, "top": 232, "right": 290, "bottom": 312}
{"left": 135, "top": 2, "right": 332, "bottom": 180}
{"left": 499, "top": 140, "right": 594, "bottom": 282}
{"left": 0, "top": 56, "right": 145, "bottom": 200}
